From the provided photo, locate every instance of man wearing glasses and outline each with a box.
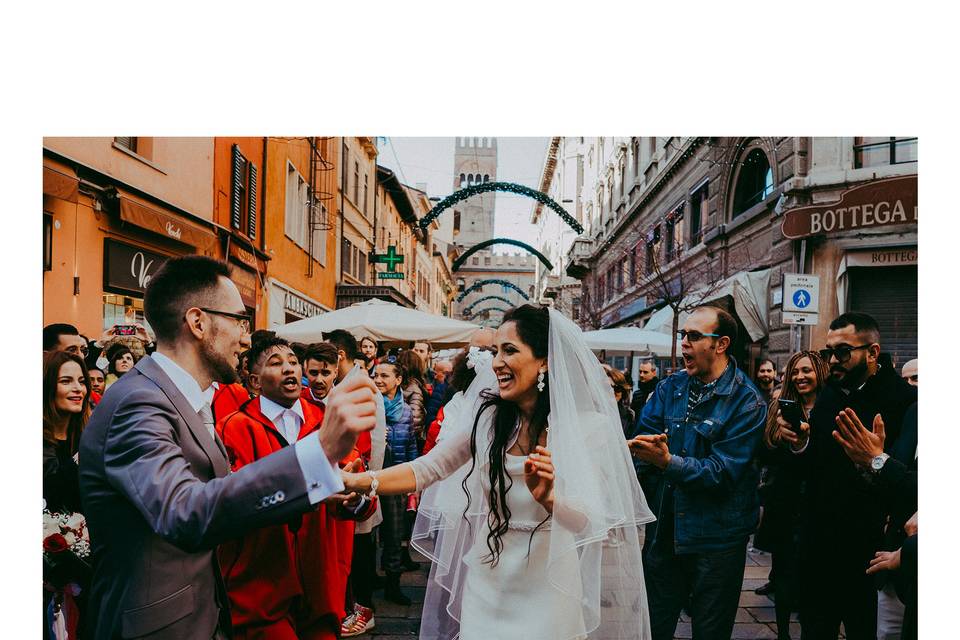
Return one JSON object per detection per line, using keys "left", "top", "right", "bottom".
{"left": 782, "top": 312, "right": 916, "bottom": 640}
{"left": 79, "top": 255, "right": 379, "bottom": 640}
{"left": 628, "top": 305, "right": 767, "bottom": 640}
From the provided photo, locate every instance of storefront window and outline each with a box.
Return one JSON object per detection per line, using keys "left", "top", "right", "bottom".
{"left": 103, "top": 294, "right": 152, "bottom": 333}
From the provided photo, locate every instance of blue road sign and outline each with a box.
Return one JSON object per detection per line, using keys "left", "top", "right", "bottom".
{"left": 792, "top": 289, "right": 811, "bottom": 309}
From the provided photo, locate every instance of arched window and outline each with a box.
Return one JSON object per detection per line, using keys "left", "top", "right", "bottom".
{"left": 468, "top": 173, "right": 474, "bottom": 185}
{"left": 483, "top": 174, "right": 489, "bottom": 182}
{"left": 732, "top": 148, "right": 774, "bottom": 218}
{"left": 460, "top": 173, "right": 466, "bottom": 186}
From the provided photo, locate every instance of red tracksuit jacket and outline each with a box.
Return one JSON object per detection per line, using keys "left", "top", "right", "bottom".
{"left": 216, "top": 395, "right": 375, "bottom": 638}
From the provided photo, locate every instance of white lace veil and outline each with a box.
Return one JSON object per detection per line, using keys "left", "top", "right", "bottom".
{"left": 412, "top": 307, "right": 655, "bottom": 639}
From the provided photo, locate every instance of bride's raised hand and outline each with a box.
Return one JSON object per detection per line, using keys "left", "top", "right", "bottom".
{"left": 524, "top": 446, "right": 555, "bottom": 513}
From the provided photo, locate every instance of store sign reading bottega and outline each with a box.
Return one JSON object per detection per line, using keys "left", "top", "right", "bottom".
{"left": 104, "top": 239, "right": 170, "bottom": 295}
{"left": 781, "top": 175, "right": 917, "bottom": 239}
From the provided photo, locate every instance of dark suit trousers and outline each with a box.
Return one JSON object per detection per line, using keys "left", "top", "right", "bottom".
{"left": 799, "top": 560, "right": 877, "bottom": 640}
{"left": 644, "top": 542, "right": 747, "bottom": 640}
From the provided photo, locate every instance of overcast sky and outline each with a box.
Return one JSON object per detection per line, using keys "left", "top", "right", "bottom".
{"left": 378, "top": 137, "right": 550, "bottom": 248}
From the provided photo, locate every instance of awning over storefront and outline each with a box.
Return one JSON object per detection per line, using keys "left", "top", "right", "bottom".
{"left": 43, "top": 165, "right": 79, "bottom": 203}
{"left": 642, "top": 269, "right": 772, "bottom": 342}
{"left": 835, "top": 246, "right": 917, "bottom": 313}
{"left": 117, "top": 191, "right": 217, "bottom": 251}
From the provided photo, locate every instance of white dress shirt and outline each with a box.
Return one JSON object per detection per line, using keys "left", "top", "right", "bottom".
{"left": 259, "top": 395, "right": 306, "bottom": 445}
{"left": 152, "top": 352, "right": 216, "bottom": 438}
{"left": 149, "top": 353, "right": 343, "bottom": 504}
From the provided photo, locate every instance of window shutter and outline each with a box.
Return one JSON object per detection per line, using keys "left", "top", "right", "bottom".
{"left": 231, "top": 145, "right": 243, "bottom": 230}
{"left": 247, "top": 163, "right": 258, "bottom": 239}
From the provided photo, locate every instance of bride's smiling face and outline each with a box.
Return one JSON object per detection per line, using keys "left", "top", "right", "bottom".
{"left": 492, "top": 321, "right": 545, "bottom": 403}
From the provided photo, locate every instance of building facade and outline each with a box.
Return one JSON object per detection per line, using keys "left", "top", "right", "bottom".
{"left": 43, "top": 137, "right": 219, "bottom": 337}
{"left": 531, "top": 136, "right": 586, "bottom": 317}
{"left": 563, "top": 136, "right": 917, "bottom": 375}
{"left": 262, "top": 137, "right": 339, "bottom": 327}
{"left": 448, "top": 136, "right": 535, "bottom": 323}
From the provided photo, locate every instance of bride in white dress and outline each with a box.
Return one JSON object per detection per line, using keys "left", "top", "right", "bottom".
{"left": 342, "top": 305, "right": 654, "bottom": 639}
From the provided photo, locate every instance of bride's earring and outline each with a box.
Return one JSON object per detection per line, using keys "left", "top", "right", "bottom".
{"left": 537, "top": 370, "right": 545, "bottom": 392}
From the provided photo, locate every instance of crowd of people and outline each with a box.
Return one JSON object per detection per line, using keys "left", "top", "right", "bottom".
{"left": 41, "top": 253, "right": 918, "bottom": 640}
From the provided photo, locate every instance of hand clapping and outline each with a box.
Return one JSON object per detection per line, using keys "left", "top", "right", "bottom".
{"left": 628, "top": 433, "right": 671, "bottom": 469}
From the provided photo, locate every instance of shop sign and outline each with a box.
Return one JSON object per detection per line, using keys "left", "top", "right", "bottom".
{"left": 229, "top": 242, "right": 267, "bottom": 273}
{"left": 104, "top": 239, "right": 170, "bottom": 295}
{"left": 229, "top": 264, "right": 258, "bottom": 308}
{"left": 284, "top": 290, "right": 323, "bottom": 318}
{"left": 781, "top": 175, "right": 917, "bottom": 239}
{"left": 845, "top": 246, "right": 917, "bottom": 268}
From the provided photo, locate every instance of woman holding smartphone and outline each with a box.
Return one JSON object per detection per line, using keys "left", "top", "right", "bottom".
{"left": 756, "top": 350, "right": 829, "bottom": 640}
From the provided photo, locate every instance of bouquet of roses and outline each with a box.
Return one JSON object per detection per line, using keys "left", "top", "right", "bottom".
{"left": 43, "top": 505, "right": 92, "bottom": 639}
{"left": 43, "top": 506, "right": 91, "bottom": 590}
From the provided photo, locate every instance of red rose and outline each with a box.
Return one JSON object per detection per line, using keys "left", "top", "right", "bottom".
{"left": 43, "top": 533, "right": 69, "bottom": 553}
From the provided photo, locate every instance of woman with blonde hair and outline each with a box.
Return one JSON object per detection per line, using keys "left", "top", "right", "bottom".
{"left": 755, "top": 350, "right": 829, "bottom": 640}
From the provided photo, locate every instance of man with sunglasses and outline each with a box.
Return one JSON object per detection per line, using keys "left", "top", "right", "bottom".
{"left": 79, "top": 256, "right": 379, "bottom": 640}
{"left": 784, "top": 312, "right": 917, "bottom": 640}
{"left": 628, "top": 305, "right": 767, "bottom": 640}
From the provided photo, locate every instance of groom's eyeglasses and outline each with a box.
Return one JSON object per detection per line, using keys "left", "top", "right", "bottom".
{"left": 200, "top": 308, "right": 251, "bottom": 333}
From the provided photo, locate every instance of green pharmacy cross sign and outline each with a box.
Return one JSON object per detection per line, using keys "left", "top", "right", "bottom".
{"left": 372, "top": 245, "right": 404, "bottom": 272}
{"left": 373, "top": 245, "right": 405, "bottom": 280}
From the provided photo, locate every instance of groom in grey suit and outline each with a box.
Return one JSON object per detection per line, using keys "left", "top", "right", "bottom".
{"left": 79, "top": 256, "right": 378, "bottom": 639}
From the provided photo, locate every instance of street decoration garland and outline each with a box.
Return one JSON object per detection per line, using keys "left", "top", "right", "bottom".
{"left": 452, "top": 238, "right": 553, "bottom": 272}
{"left": 463, "top": 295, "right": 514, "bottom": 314}
{"left": 418, "top": 181, "right": 584, "bottom": 235}
{"left": 457, "top": 278, "right": 530, "bottom": 302}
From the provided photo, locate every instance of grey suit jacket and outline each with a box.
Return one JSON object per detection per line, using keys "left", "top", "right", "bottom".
{"left": 79, "top": 356, "right": 317, "bottom": 639}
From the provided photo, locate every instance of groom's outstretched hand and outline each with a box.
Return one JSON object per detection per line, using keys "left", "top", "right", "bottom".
{"left": 318, "top": 373, "right": 378, "bottom": 466}
{"left": 524, "top": 446, "right": 555, "bottom": 513}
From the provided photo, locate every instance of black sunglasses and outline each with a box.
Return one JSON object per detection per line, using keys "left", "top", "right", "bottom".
{"left": 819, "top": 344, "right": 871, "bottom": 364}
{"left": 677, "top": 329, "right": 721, "bottom": 342}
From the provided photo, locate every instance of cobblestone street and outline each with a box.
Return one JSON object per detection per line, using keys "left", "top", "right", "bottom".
{"left": 363, "top": 545, "right": 830, "bottom": 639}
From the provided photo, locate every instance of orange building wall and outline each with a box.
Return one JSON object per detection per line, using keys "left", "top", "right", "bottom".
{"left": 44, "top": 137, "right": 214, "bottom": 221}
{"left": 213, "top": 137, "right": 265, "bottom": 243}
{"left": 262, "top": 137, "right": 338, "bottom": 315}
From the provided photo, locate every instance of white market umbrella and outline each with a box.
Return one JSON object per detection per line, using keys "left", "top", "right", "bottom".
{"left": 581, "top": 327, "right": 681, "bottom": 358}
{"left": 276, "top": 298, "right": 481, "bottom": 348}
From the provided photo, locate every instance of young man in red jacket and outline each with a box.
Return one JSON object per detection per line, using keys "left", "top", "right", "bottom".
{"left": 217, "top": 337, "right": 375, "bottom": 640}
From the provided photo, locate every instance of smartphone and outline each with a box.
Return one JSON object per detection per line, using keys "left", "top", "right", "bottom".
{"left": 777, "top": 398, "right": 805, "bottom": 431}
{"left": 114, "top": 325, "right": 137, "bottom": 336}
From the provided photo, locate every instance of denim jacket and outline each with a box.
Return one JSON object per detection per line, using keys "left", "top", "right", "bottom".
{"left": 632, "top": 357, "right": 766, "bottom": 553}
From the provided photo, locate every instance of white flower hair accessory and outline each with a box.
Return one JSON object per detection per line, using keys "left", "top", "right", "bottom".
{"left": 465, "top": 346, "right": 493, "bottom": 370}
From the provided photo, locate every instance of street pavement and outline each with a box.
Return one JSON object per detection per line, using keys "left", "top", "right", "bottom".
{"left": 363, "top": 545, "right": 833, "bottom": 639}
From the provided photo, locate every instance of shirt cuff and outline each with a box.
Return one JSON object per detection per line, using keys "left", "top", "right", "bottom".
{"left": 663, "top": 454, "right": 684, "bottom": 480}
{"left": 295, "top": 436, "right": 345, "bottom": 504}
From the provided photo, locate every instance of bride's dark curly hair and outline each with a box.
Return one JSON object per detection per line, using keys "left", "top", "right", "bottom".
{"left": 462, "top": 304, "right": 551, "bottom": 566}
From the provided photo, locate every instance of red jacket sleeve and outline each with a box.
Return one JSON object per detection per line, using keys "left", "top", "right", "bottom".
{"left": 423, "top": 406, "right": 444, "bottom": 455}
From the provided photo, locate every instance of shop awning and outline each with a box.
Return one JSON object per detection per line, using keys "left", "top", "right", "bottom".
{"left": 581, "top": 327, "right": 681, "bottom": 357}
{"left": 117, "top": 191, "right": 218, "bottom": 251}
{"left": 642, "top": 269, "right": 772, "bottom": 343}
{"left": 43, "top": 165, "right": 79, "bottom": 203}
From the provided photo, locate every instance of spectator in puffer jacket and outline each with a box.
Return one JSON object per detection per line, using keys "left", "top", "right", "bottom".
{"left": 372, "top": 356, "right": 419, "bottom": 605}
{"left": 397, "top": 350, "right": 428, "bottom": 452}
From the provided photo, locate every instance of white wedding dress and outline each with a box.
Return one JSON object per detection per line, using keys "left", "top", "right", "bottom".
{"left": 409, "top": 309, "right": 654, "bottom": 640}
{"left": 409, "top": 422, "right": 588, "bottom": 640}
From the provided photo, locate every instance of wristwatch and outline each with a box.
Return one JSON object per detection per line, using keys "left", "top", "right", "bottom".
{"left": 367, "top": 470, "right": 379, "bottom": 498}
{"left": 870, "top": 452, "right": 890, "bottom": 473}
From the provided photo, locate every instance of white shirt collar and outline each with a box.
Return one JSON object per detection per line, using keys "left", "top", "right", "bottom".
{"left": 151, "top": 352, "right": 215, "bottom": 413}
{"left": 259, "top": 395, "right": 305, "bottom": 423}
